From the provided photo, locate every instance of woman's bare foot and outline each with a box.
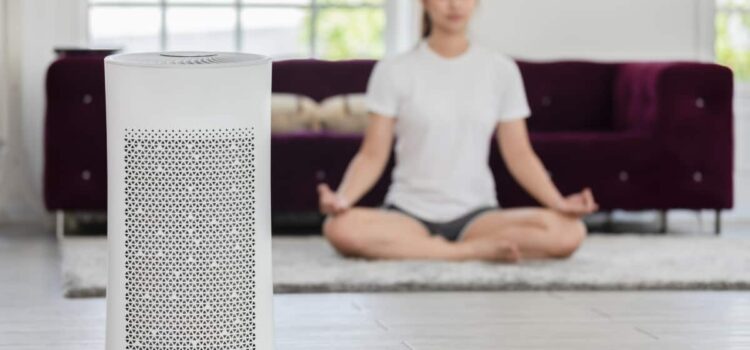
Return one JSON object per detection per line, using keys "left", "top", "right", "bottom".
{"left": 464, "top": 239, "right": 521, "bottom": 263}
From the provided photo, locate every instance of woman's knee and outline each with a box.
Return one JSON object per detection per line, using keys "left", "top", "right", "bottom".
{"left": 544, "top": 211, "right": 588, "bottom": 259}
{"left": 322, "top": 210, "right": 366, "bottom": 257}
{"left": 554, "top": 215, "right": 588, "bottom": 258}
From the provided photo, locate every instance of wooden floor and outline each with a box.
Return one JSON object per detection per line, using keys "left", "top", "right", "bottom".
{"left": 2, "top": 223, "right": 750, "bottom": 349}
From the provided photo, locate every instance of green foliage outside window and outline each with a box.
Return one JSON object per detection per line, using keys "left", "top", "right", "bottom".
{"left": 301, "top": 0, "right": 385, "bottom": 60}
{"left": 716, "top": 0, "right": 750, "bottom": 81}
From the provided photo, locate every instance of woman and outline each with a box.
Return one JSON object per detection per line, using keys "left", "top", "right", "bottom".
{"left": 317, "top": 0, "right": 599, "bottom": 262}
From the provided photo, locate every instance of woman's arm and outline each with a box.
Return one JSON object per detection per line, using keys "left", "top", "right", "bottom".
{"left": 495, "top": 118, "right": 566, "bottom": 210}
{"left": 327, "top": 113, "right": 396, "bottom": 208}
{"left": 495, "top": 118, "right": 599, "bottom": 216}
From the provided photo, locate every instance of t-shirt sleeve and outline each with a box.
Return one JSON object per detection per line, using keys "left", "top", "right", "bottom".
{"left": 365, "top": 59, "right": 399, "bottom": 118}
{"left": 497, "top": 59, "right": 532, "bottom": 123}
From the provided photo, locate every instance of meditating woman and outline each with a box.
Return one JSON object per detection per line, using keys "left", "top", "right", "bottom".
{"left": 317, "top": 0, "right": 599, "bottom": 262}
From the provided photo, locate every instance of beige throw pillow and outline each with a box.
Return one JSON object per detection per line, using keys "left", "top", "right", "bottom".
{"left": 271, "top": 93, "right": 321, "bottom": 133}
{"left": 317, "top": 94, "right": 370, "bottom": 133}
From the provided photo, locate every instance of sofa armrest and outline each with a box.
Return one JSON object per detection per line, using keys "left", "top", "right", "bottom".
{"left": 613, "top": 61, "right": 734, "bottom": 208}
{"left": 613, "top": 61, "right": 734, "bottom": 134}
{"left": 613, "top": 61, "right": 733, "bottom": 158}
{"left": 44, "top": 56, "right": 108, "bottom": 211}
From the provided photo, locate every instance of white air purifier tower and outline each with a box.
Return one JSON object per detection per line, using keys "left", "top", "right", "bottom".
{"left": 104, "top": 52, "right": 273, "bottom": 350}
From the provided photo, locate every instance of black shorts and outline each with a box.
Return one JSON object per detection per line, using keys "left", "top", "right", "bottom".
{"left": 380, "top": 202, "right": 498, "bottom": 242}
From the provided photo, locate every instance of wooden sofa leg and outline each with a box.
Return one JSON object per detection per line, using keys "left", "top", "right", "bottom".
{"left": 715, "top": 209, "right": 721, "bottom": 236}
{"left": 659, "top": 210, "right": 668, "bottom": 234}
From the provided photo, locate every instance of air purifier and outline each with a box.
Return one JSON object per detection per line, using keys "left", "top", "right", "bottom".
{"left": 104, "top": 52, "right": 273, "bottom": 350}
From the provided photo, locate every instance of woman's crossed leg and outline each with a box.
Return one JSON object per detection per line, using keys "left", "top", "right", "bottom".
{"left": 322, "top": 206, "right": 587, "bottom": 262}
{"left": 459, "top": 207, "right": 588, "bottom": 260}
{"left": 322, "top": 207, "right": 521, "bottom": 262}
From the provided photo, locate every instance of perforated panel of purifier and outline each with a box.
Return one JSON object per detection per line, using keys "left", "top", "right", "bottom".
{"left": 123, "top": 128, "right": 256, "bottom": 349}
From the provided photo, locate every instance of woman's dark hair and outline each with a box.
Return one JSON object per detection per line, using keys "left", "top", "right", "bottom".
{"left": 421, "top": 8, "right": 432, "bottom": 38}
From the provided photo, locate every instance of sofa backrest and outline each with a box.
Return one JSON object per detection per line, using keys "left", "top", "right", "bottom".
{"left": 272, "top": 59, "right": 376, "bottom": 102}
{"left": 516, "top": 60, "right": 619, "bottom": 132}
{"left": 272, "top": 58, "right": 619, "bottom": 132}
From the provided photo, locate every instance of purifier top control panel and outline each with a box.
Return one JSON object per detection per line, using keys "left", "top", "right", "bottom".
{"left": 105, "top": 51, "right": 271, "bottom": 68}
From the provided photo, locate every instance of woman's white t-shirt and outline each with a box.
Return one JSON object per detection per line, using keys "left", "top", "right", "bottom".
{"left": 365, "top": 38, "right": 532, "bottom": 222}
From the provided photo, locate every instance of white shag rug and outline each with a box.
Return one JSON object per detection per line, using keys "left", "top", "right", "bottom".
{"left": 60, "top": 234, "right": 750, "bottom": 298}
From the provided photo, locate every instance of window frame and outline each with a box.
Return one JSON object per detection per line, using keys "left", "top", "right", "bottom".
{"left": 85, "top": 0, "right": 413, "bottom": 58}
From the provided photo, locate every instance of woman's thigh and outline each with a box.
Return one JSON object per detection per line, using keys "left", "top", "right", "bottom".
{"left": 323, "top": 207, "right": 525, "bottom": 261}
{"left": 322, "top": 207, "right": 433, "bottom": 256}
{"left": 460, "top": 207, "right": 587, "bottom": 259}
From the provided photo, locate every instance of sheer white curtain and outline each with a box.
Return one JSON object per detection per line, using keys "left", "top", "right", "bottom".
{"left": 0, "top": 0, "right": 47, "bottom": 223}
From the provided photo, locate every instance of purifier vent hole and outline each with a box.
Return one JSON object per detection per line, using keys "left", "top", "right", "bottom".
{"left": 123, "top": 127, "right": 257, "bottom": 349}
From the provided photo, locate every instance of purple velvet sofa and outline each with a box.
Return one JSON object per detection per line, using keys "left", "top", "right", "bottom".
{"left": 44, "top": 54, "right": 734, "bottom": 234}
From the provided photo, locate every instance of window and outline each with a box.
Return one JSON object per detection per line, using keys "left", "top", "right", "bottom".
{"left": 87, "top": 0, "right": 387, "bottom": 60}
{"left": 716, "top": 0, "right": 750, "bottom": 82}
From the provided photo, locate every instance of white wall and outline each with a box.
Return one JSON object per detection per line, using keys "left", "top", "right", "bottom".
{"left": 0, "top": 0, "right": 45, "bottom": 222}
{"left": 733, "top": 86, "right": 750, "bottom": 222}
{"left": 470, "top": 0, "right": 715, "bottom": 62}
{"left": 18, "top": 0, "right": 87, "bottom": 194}
{"left": 0, "top": 0, "right": 8, "bottom": 142}
{"left": 2, "top": 0, "right": 86, "bottom": 222}
{"left": 386, "top": 0, "right": 421, "bottom": 56}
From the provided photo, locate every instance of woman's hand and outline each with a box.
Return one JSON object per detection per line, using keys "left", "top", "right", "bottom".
{"left": 317, "top": 183, "right": 351, "bottom": 215}
{"left": 552, "top": 187, "right": 599, "bottom": 217}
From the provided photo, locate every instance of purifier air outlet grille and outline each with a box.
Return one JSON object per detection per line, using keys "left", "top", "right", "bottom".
{"left": 123, "top": 128, "right": 257, "bottom": 349}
